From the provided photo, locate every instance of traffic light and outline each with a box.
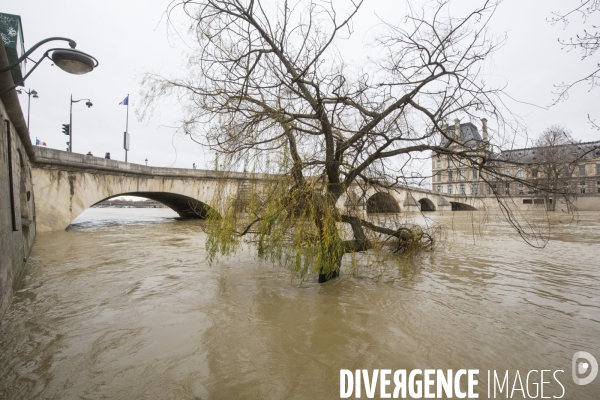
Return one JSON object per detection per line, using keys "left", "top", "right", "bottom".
{"left": 62, "top": 124, "right": 70, "bottom": 135}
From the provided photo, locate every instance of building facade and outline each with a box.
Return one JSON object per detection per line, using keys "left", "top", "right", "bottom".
{"left": 431, "top": 119, "right": 600, "bottom": 210}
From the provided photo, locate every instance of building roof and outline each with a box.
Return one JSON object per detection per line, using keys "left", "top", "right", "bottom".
{"left": 497, "top": 140, "right": 600, "bottom": 163}
{"left": 440, "top": 122, "right": 483, "bottom": 148}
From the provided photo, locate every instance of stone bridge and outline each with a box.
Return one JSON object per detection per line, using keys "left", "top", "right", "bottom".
{"left": 31, "top": 147, "right": 475, "bottom": 232}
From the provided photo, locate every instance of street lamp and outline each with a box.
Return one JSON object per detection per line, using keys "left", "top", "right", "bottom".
{"left": 145, "top": 158, "right": 148, "bottom": 166}
{"left": 69, "top": 95, "right": 93, "bottom": 153}
{"left": 0, "top": 37, "right": 98, "bottom": 94}
{"left": 16, "top": 88, "right": 38, "bottom": 129}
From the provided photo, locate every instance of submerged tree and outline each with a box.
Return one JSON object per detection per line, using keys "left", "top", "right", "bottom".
{"left": 532, "top": 126, "right": 578, "bottom": 211}
{"left": 142, "top": 0, "right": 532, "bottom": 282}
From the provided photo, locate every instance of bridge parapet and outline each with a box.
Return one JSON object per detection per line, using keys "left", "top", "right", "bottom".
{"left": 32, "top": 147, "right": 270, "bottom": 181}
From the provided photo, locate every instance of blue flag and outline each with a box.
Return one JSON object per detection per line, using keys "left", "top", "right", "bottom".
{"left": 35, "top": 137, "right": 40, "bottom": 145}
{"left": 119, "top": 96, "right": 129, "bottom": 105}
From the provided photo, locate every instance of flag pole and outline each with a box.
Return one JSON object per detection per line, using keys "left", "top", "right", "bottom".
{"left": 125, "top": 93, "right": 129, "bottom": 162}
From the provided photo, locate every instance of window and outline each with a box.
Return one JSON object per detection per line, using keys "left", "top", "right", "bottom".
{"left": 436, "top": 159, "right": 441, "bottom": 169}
{"left": 523, "top": 199, "right": 533, "bottom": 204}
{"left": 460, "top": 170, "right": 466, "bottom": 181}
{"left": 448, "top": 171, "right": 453, "bottom": 182}
{"left": 448, "top": 185, "right": 453, "bottom": 194}
{"left": 436, "top": 172, "right": 441, "bottom": 182}
{"left": 472, "top": 184, "right": 478, "bottom": 195}
{"left": 532, "top": 169, "right": 538, "bottom": 178}
{"left": 448, "top": 157, "right": 453, "bottom": 167}
{"left": 596, "top": 163, "right": 600, "bottom": 174}
{"left": 580, "top": 181, "right": 586, "bottom": 194}
{"left": 460, "top": 158, "right": 465, "bottom": 167}
{"left": 460, "top": 184, "right": 465, "bottom": 195}
{"left": 505, "top": 182, "right": 510, "bottom": 195}
{"left": 579, "top": 164, "right": 586, "bottom": 175}
{"left": 492, "top": 171, "right": 498, "bottom": 180}
{"left": 518, "top": 183, "right": 524, "bottom": 194}
{"left": 437, "top": 185, "right": 443, "bottom": 193}
{"left": 473, "top": 169, "right": 478, "bottom": 179}
{"left": 504, "top": 168, "right": 510, "bottom": 176}
{"left": 517, "top": 168, "right": 524, "bottom": 178}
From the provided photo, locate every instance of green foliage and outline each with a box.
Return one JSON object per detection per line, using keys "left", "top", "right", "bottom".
{"left": 205, "top": 177, "right": 437, "bottom": 281}
{"left": 205, "top": 202, "right": 240, "bottom": 264}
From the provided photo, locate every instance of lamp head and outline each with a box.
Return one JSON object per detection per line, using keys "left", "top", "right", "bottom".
{"left": 85, "top": 101, "right": 93, "bottom": 108}
{"left": 51, "top": 49, "right": 97, "bottom": 75}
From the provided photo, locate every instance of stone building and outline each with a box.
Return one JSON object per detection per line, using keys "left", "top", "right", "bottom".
{"left": 0, "top": 41, "right": 36, "bottom": 323}
{"left": 431, "top": 119, "right": 600, "bottom": 210}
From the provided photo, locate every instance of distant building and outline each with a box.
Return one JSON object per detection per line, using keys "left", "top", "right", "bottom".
{"left": 431, "top": 119, "right": 600, "bottom": 210}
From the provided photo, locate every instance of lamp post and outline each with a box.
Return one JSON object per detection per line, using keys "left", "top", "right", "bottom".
{"left": 16, "top": 88, "right": 38, "bottom": 130}
{"left": 0, "top": 37, "right": 98, "bottom": 94}
{"left": 69, "top": 95, "right": 93, "bottom": 153}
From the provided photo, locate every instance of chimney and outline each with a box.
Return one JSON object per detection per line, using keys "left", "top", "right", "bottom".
{"left": 440, "top": 122, "right": 448, "bottom": 142}
{"left": 481, "top": 118, "right": 488, "bottom": 141}
{"left": 454, "top": 118, "right": 461, "bottom": 140}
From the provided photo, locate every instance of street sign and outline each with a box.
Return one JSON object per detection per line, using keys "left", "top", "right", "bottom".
{"left": 124, "top": 132, "right": 130, "bottom": 151}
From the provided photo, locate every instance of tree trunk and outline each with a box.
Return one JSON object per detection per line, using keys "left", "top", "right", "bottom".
{"left": 314, "top": 201, "right": 344, "bottom": 284}
{"left": 318, "top": 257, "right": 341, "bottom": 283}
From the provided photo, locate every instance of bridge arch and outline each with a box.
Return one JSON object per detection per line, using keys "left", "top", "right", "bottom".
{"left": 418, "top": 198, "right": 436, "bottom": 212}
{"left": 366, "top": 192, "right": 401, "bottom": 214}
{"left": 96, "top": 192, "right": 212, "bottom": 219}
{"left": 450, "top": 201, "right": 477, "bottom": 211}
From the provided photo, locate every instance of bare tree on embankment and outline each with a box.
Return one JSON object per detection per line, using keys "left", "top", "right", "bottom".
{"left": 529, "top": 126, "right": 598, "bottom": 211}
{"left": 140, "top": 0, "right": 561, "bottom": 282}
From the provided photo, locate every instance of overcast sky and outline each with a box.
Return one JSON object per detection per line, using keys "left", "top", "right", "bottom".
{"left": 5, "top": 0, "right": 599, "bottom": 169}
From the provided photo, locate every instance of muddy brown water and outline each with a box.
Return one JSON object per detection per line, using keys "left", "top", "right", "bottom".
{"left": 0, "top": 208, "right": 599, "bottom": 399}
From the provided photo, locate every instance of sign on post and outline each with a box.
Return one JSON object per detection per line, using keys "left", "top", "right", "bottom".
{"left": 124, "top": 132, "right": 130, "bottom": 151}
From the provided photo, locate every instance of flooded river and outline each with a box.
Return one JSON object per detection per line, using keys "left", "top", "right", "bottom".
{"left": 0, "top": 209, "right": 599, "bottom": 399}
